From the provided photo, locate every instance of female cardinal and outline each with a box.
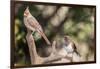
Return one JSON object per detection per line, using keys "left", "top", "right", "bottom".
{"left": 24, "top": 7, "right": 51, "bottom": 45}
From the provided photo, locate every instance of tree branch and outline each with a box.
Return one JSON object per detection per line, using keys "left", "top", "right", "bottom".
{"left": 26, "top": 29, "right": 73, "bottom": 65}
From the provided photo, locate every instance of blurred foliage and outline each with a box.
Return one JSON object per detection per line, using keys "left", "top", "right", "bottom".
{"left": 14, "top": 2, "right": 95, "bottom": 66}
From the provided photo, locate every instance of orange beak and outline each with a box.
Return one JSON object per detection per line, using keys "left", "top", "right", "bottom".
{"left": 24, "top": 12, "right": 28, "bottom": 17}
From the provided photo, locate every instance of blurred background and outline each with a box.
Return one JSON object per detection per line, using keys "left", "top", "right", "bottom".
{"left": 14, "top": 2, "right": 95, "bottom": 66}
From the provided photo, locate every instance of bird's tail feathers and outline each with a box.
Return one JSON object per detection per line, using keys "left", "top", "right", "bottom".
{"left": 39, "top": 30, "right": 51, "bottom": 45}
{"left": 74, "top": 50, "right": 81, "bottom": 57}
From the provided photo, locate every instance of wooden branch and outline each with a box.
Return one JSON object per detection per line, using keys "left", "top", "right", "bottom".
{"left": 26, "top": 29, "right": 38, "bottom": 64}
{"left": 26, "top": 29, "right": 73, "bottom": 64}
{"left": 26, "top": 29, "right": 44, "bottom": 64}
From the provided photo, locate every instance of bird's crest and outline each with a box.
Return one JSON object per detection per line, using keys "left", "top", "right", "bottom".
{"left": 24, "top": 6, "right": 30, "bottom": 17}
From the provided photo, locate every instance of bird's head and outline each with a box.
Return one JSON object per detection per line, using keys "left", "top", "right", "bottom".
{"left": 24, "top": 6, "right": 30, "bottom": 17}
{"left": 63, "top": 36, "right": 76, "bottom": 51}
{"left": 64, "top": 36, "right": 71, "bottom": 46}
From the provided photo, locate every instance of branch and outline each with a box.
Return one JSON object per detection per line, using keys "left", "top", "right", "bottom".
{"left": 26, "top": 29, "right": 73, "bottom": 64}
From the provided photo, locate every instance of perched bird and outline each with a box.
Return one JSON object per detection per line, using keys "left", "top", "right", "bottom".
{"left": 63, "top": 36, "right": 81, "bottom": 57}
{"left": 54, "top": 36, "right": 81, "bottom": 62}
{"left": 24, "top": 7, "right": 51, "bottom": 45}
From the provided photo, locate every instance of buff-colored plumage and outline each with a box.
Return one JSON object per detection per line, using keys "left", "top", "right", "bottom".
{"left": 24, "top": 7, "right": 51, "bottom": 45}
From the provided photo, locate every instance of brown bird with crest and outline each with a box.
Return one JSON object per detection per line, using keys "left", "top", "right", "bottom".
{"left": 24, "top": 7, "right": 51, "bottom": 45}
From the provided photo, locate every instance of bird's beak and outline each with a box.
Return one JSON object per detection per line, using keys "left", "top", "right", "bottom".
{"left": 24, "top": 12, "right": 27, "bottom": 17}
{"left": 24, "top": 7, "right": 29, "bottom": 17}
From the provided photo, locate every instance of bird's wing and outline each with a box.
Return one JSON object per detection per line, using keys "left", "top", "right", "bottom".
{"left": 24, "top": 17, "right": 34, "bottom": 31}
{"left": 26, "top": 15, "right": 51, "bottom": 45}
{"left": 27, "top": 16, "right": 43, "bottom": 32}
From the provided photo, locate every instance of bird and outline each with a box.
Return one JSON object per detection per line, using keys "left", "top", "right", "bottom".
{"left": 63, "top": 36, "right": 81, "bottom": 57}
{"left": 23, "top": 6, "right": 51, "bottom": 45}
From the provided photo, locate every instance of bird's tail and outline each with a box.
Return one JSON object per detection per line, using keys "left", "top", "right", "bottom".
{"left": 75, "top": 50, "right": 81, "bottom": 57}
{"left": 39, "top": 30, "right": 51, "bottom": 45}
